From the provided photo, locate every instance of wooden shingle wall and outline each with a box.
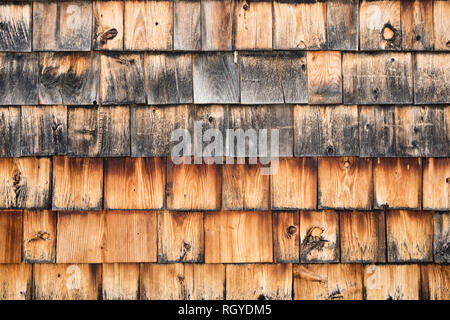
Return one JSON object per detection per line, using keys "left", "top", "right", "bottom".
{"left": 0, "top": 0, "right": 448, "bottom": 301}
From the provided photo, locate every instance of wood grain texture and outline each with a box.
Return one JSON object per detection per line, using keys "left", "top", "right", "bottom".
{"left": 93, "top": 0, "right": 124, "bottom": 50}
{"left": 158, "top": 211, "right": 204, "bottom": 263}
{"left": 174, "top": 0, "right": 201, "bottom": 50}
{"left": 131, "top": 105, "right": 193, "bottom": 157}
{"left": 373, "top": 158, "right": 421, "bottom": 209}
{"left": 23, "top": 210, "right": 56, "bottom": 263}
{"left": 273, "top": 211, "right": 299, "bottom": 263}
{"left": 342, "top": 53, "right": 413, "bottom": 105}
{"left": 0, "top": 264, "right": 32, "bottom": 300}
{"left": 401, "top": 0, "right": 433, "bottom": 50}
{"left": 364, "top": 264, "right": 420, "bottom": 300}
{"left": 104, "top": 157, "right": 165, "bottom": 210}
{"left": 386, "top": 210, "right": 433, "bottom": 263}
{"left": 32, "top": 1, "right": 58, "bottom": 50}
{"left": 39, "top": 52, "right": 99, "bottom": 105}
{"left": 201, "top": 0, "right": 233, "bottom": 50}
{"left": 414, "top": 53, "right": 450, "bottom": 104}
{"left": 421, "top": 265, "right": 450, "bottom": 300}
{"left": 100, "top": 53, "right": 145, "bottom": 105}
{"left": 433, "top": 212, "right": 449, "bottom": 263}
{"left": 52, "top": 156, "right": 103, "bottom": 211}
{"left": 222, "top": 163, "right": 269, "bottom": 210}
{"left": 68, "top": 106, "right": 130, "bottom": 157}
{"left": 326, "top": 0, "right": 358, "bottom": 50}
{"left": 166, "top": 161, "right": 221, "bottom": 211}
{"left": 270, "top": 158, "right": 317, "bottom": 210}
{"left": 124, "top": 0, "right": 173, "bottom": 50}
{"left": 273, "top": 0, "right": 326, "bottom": 49}
{"left": 20, "top": 105, "right": 67, "bottom": 156}
{"left": 276, "top": 52, "right": 308, "bottom": 103}
{"left": 194, "top": 105, "right": 228, "bottom": 159}
{"left": 205, "top": 211, "right": 273, "bottom": 263}
{"left": 0, "top": 2, "right": 31, "bottom": 51}
{"left": 294, "top": 264, "right": 363, "bottom": 300}
{"left": 0, "top": 107, "right": 21, "bottom": 157}
{"left": 299, "top": 210, "right": 339, "bottom": 263}
{"left": 359, "top": 0, "right": 401, "bottom": 50}
{"left": 193, "top": 53, "right": 239, "bottom": 104}
{"left": 318, "top": 157, "right": 373, "bottom": 210}
{"left": 226, "top": 264, "right": 292, "bottom": 300}
{"left": 0, "top": 211, "right": 22, "bottom": 263}
{"left": 307, "top": 51, "right": 342, "bottom": 104}
{"left": 433, "top": 0, "right": 450, "bottom": 50}
{"left": 423, "top": 158, "right": 450, "bottom": 211}
{"left": 102, "top": 263, "right": 139, "bottom": 300}
{"left": 0, "top": 53, "right": 37, "bottom": 105}
{"left": 233, "top": 0, "right": 272, "bottom": 49}
{"left": 340, "top": 211, "right": 386, "bottom": 263}
{"left": 34, "top": 264, "right": 101, "bottom": 300}
{"left": 0, "top": 158, "right": 51, "bottom": 209}
{"left": 146, "top": 53, "right": 193, "bottom": 104}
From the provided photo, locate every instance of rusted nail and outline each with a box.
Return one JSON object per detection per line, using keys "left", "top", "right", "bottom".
{"left": 287, "top": 225, "right": 297, "bottom": 236}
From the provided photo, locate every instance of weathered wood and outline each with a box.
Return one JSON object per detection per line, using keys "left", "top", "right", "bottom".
{"left": 0, "top": 264, "right": 32, "bottom": 300}
{"left": 166, "top": 161, "right": 221, "bottom": 211}
{"left": 104, "top": 158, "right": 165, "bottom": 210}
{"left": 340, "top": 211, "right": 386, "bottom": 263}
{"left": 326, "top": 0, "right": 358, "bottom": 50}
{"left": 222, "top": 163, "right": 269, "bottom": 210}
{"left": 193, "top": 53, "right": 239, "bottom": 104}
{"left": 20, "top": 105, "right": 67, "bottom": 156}
{"left": 205, "top": 211, "right": 273, "bottom": 263}
{"left": 342, "top": 53, "right": 413, "bottom": 104}
{"left": 0, "top": 107, "right": 21, "bottom": 157}
{"left": 39, "top": 52, "right": 99, "bottom": 105}
{"left": 318, "top": 157, "right": 373, "bottom": 210}
{"left": 0, "top": 53, "right": 37, "bottom": 105}
{"left": 373, "top": 158, "right": 421, "bottom": 209}
{"left": 414, "top": 53, "right": 450, "bottom": 104}
{"left": 294, "top": 105, "right": 359, "bottom": 156}
{"left": 158, "top": 211, "right": 204, "bottom": 263}
{"left": 273, "top": 212, "right": 299, "bottom": 263}
{"left": 277, "top": 52, "right": 308, "bottom": 103}
{"left": 364, "top": 265, "right": 420, "bottom": 300}
{"left": 195, "top": 105, "right": 228, "bottom": 158}
{"left": 147, "top": 53, "right": 193, "bottom": 105}
{"left": 68, "top": 106, "right": 130, "bottom": 157}
{"left": 34, "top": 264, "right": 101, "bottom": 300}
{"left": 0, "top": 211, "right": 22, "bottom": 263}
{"left": 273, "top": 0, "right": 326, "bottom": 50}
{"left": 124, "top": 0, "right": 173, "bottom": 50}
{"left": 174, "top": 0, "right": 201, "bottom": 50}
{"left": 307, "top": 51, "right": 342, "bottom": 104}
{"left": 401, "top": 0, "right": 433, "bottom": 50}
{"left": 299, "top": 210, "right": 339, "bottom": 263}
{"left": 0, "top": 158, "right": 51, "bottom": 209}
{"left": 226, "top": 264, "right": 292, "bottom": 300}
{"left": 386, "top": 210, "right": 433, "bottom": 263}
{"left": 191, "top": 264, "right": 226, "bottom": 300}
{"left": 421, "top": 265, "right": 450, "bottom": 300}
{"left": 233, "top": 0, "right": 272, "bottom": 49}
{"left": 93, "top": 0, "right": 124, "bottom": 50}
{"left": 423, "top": 158, "right": 449, "bottom": 211}
{"left": 104, "top": 211, "right": 158, "bottom": 263}
{"left": 33, "top": 1, "right": 92, "bottom": 51}
{"left": 0, "top": 2, "right": 31, "bottom": 51}
{"left": 270, "top": 158, "right": 317, "bottom": 210}
{"left": 433, "top": 0, "right": 450, "bottom": 51}
{"left": 433, "top": 212, "right": 450, "bottom": 263}
{"left": 100, "top": 53, "right": 145, "bottom": 105}
{"left": 359, "top": 0, "right": 401, "bottom": 50}
{"left": 201, "top": 0, "right": 233, "bottom": 50}
{"left": 102, "top": 263, "right": 139, "bottom": 300}
{"left": 23, "top": 210, "right": 56, "bottom": 263}
{"left": 131, "top": 105, "right": 193, "bottom": 157}
{"left": 52, "top": 156, "right": 103, "bottom": 211}
{"left": 359, "top": 106, "right": 396, "bottom": 157}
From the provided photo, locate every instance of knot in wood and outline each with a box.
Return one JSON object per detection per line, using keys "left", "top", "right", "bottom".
{"left": 286, "top": 225, "right": 297, "bottom": 236}
{"left": 243, "top": 2, "right": 249, "bottom": 11}
{"left": 39, "top": 232, "right": 50, "bottom": 240}
{"left": 183, "top": 242, "right": 191, "bottom": 251}
{"left": 446, "top": 177, "right": 450, "bottom": 184}
{"left": 343, "top": 160, "right": 351, "bottom": 168}
{"left": 382, "top": 24, "right": 395, "bottom": 40}
{"left": 327, "top": 146, "right": 334, "bottom": 154}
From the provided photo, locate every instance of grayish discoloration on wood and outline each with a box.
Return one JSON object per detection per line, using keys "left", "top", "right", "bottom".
{"left": 195, "top": 105, "right": 228, "bottom": 158}
{"left": 0, "top": 2, "right": 31, "bottom": 51}
{"left": 277, "top": 52, "right": 308, "bottom": 104}
{"left": 326, "top": 0, "right": 358, "bottom": 50}
{"left": 0, "top": 107, "right": 20, "bottom": 157}
{"left": 401, "top": 0, "right": 433, "bottom": 51}
{"left": 174, "top": 0, "right": 201, "bottom": 50}
{"left": 414, "top": 53, "right": 450, "bottom": 104}
{"left": 433, "top": 212, "right": 450, "bottom": 263}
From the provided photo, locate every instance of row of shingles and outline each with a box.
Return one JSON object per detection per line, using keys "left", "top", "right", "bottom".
{"left": 1, "top": 0, "right": 450, "bottom": 52}
{"left": 0, "top": 262, "right": 448, "bottom": 300}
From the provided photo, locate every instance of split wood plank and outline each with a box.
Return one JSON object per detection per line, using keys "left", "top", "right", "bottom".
{"left": 93, "top": 0, "right": 124, "bottom": 50}
{"left": 433, "top": 212, "right": 449, "bottom": 263}
{"left": 414, "top": 53, "right": 450, "bottom": 104}
{"left": 102, "top": 263, "right": 140, "bottom": 300}
{"left": 420, "top": 265, "right": 450, "bottom": 300}
{"left": 0, "top": 2, "right": 31, "bottom": 51}
{"left": 0, "top": 107, "right": 21, "bottom": 157}
{"left": 326, "top": 0, "right": 358, "bottom": 50}
{"left": 0, "top": 211, "right": 22, "bottom": 263}
{"left": 204, "top": 211, "right": 273, "bottom": 263}
{"left": 307, "top": 51, "right": 342, "bottom": 104}
{"left": 401, "top": 0, "right": 433, "bottom": 50}
{"left": 433, "top": 0, "right": 450, "bottom": 51}
{"left": 201, "top": 0, "right": 233, "bottom": 50}
{"left": 0, "top": 158, "right": 51, "bottom": 209}
{"left": 423, "top": 158, "right": 450, "bottom": 211}
{"left": 52, "top": 156, "right": 103, "bottom": 211}
{"left": 273, "top": 211, "right": 299, "bottom": 263}
{"left": 23, "top": 210, "right": 57, "bottom": 263}
{"left": 0, "top": 264, "right": 32, "bottom": 300}
{"left": 174, "top": 0, "right": 201, "bottom": 50}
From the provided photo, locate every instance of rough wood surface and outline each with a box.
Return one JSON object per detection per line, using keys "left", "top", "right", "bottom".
{"left": 326, "top": 0, "right": 358, "bottom": 50}
{"left": 0, "top": 2, "right": 31, "bottom": 51}
{"left": 433, "top": 0, "right": 450, "bottom": 51}
{"left": 174, "top": 0, "right": 201, "bottom": 50}
{"left": 0, "top": 264, "right": 32, "bottom": 300}
{"left": 0, "top": 107, "right": 21, "bottom": 157}
{"left": 23, "top": 210, "right": 56, "bottom": 263}
{"left": 0, "top": 211, "right": 22, "bottom": 263}
{"left": 307, "top": 51, "right": 342, "bottom": 104}
{"left": 423, "top": 158, "right": 449, "bottom": 211}
{"left": 433, "top": 212, "right": 450, "bottom": 263}
{"left": 421, "top": 265, "right": 450, "bottom": 300}
{"left": 194, "top": 105, "right": 228, "bottom": 158}
{"left": 414, "top": 53, "right": 450, "bottom": 104}
{"left": 102, "top": 263, "right": 139, "bottom": 300}
{"left": 93, "top": 0, "right": 124, "bottom": 50}
{"left": 158, "top": 211, "right": 204, "bottom": 263}
{"left": 401, "top": 0, "right": 433, "bottom": 50}
{"left": 273, "top": 212, "right": 299, "bottom": 263}
{"left": 201, "top": 0, "right": 233, "bottom": 50}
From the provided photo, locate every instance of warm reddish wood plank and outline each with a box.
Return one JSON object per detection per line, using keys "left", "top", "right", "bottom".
{"left": 201, "top": 0, "right": 233, "bottom": 50}
{"left": 433, "top": 0, "right": 450, "bottom": 50}
{"left": 423, "top": 158, "right": 449, "bottom": 211}
{"left": 0, "top": 211, "right": 22, "bottom": 263}
{"left": 421, "top": 265, "right": 450, "bottom": 300}
{"left": 102, "top": 263, "right": 140, "bottom": 300}
{"left": 307, "top": 51, "right": 342, "bottom": 104}
{"left": 0, "top": 264, "right": 32, "bottom": 300}
{"left": 93, "top": 0, "right": 124, "bottom": 50}
{"left": 23, "top": 210, "right": 56, "bottom": 263}
{"left": 273, "top": 211, "right": 299, "bottom": 263}
{"left": 434, "top": 212, "right": 450, "bottom": 263}
{"left": 401, "top": 0, "right": 433, "bottom": 50}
